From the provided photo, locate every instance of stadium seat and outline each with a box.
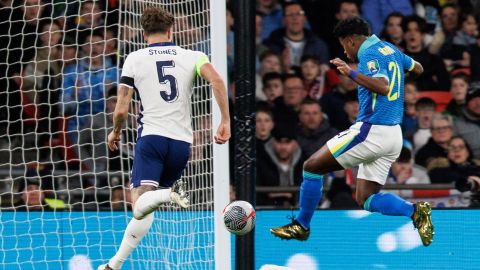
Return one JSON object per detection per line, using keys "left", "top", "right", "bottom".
{"left": 418, "top": 91, "right": 452, "bottom": 112}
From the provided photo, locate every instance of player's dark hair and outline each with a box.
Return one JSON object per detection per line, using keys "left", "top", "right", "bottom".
{"left": 141, "top": 7, "right": 175, "bottom": 35}
{"left": 300, "top": 55, "right": 320, "bottom": 65}
{"left": 333, "top": 16, "right": 371, "bottom": 39}
{"left": 401, "top": 15, "right": 427, "bottom": 34}
{"left": 335, "top": 0, "right": 360, "bottom": 13}
{"left": 262, "top": 72, "right": 283, "bottom": 86}
{"left": 415, "top": 97, "right": 437, "bottom": 111}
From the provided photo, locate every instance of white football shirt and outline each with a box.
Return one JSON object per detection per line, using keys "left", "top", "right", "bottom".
{"left": 119, "top": 42, "right": 210, "bottom": 143}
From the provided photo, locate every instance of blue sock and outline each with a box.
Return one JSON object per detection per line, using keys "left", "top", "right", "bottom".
{"left": 364, "top": 192, "right": 414, "bottom": 217}
{"left": 296, "top": 171, "right": 323, "bottom": 229}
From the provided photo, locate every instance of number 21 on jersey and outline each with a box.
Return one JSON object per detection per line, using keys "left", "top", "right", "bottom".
{"left": 156, "top": 60, "right": 179, "bottom": 102}
{"left": 387, "top": 61, "right": 401, "bottom": 101}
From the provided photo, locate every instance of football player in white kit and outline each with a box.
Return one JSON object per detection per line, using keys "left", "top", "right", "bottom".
{"left": 98, "top": 7, "right": 230, "bottom": 270}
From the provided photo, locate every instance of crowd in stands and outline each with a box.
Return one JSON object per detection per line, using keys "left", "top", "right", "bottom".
{"left": 1, "top": 0, "right": 480, "bottom": 210}
{"left": 253, "top": 0, "right": 480, "bottom": 208}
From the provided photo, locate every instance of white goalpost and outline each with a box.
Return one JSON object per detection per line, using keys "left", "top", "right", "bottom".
{"left": 0, "top": 0, "right": 230, "bottom": 269}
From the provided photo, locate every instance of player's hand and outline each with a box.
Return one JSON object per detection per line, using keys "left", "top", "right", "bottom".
{"left": 107, "top": 131, "right": 121, "bottom": 151}
{"left": 214, "top": 121, "right": 230, "bottom": 144}
{"left": 330, "top": 58, "right": 352, "bottom": 77}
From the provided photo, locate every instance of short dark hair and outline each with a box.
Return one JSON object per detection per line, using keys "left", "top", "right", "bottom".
{"left": 283, "top": 2, "right": 302, "bottom": 13}
{"left": 396, "top": 147, "right": 412, "bottom": 163}
{"left": 300, "top": 55, "right": 320, "bottom": 65}
{"left": 141, "top": 7, "right": 175, "bottom": 35}
{"left": 451, "top": 72, "right": 470, "bottom": 83}
{"left": 300, "top": 98, "right": 320, "bottom": 108}
{"left": 401, "top": 15, "right": 427, "bottom": 34}
{"left": 333, "top": 16, "right": 370, "bottom": 39}
{"left": 336, "top": 0, "right": 360, "bottom": 13}
{"left": 415, "top": 97, "right": 437, "bottom": 110}
{"left": 283, "top": 73, "right": 303, "bottom": 83}
{"left": 262, "top": 72, "right": 283, "bottom": 86}
{"left": 259, "top": 50, "right": 280, "bottom": 62}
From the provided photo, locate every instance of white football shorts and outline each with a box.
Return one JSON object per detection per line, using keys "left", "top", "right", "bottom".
{"left": 326, "top": 121, "right": 403, "bottom": 185}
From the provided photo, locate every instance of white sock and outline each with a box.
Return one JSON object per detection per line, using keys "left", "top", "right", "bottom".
{"left": 133, "top": 188, "right": 172, "bottom": 220}
{"left": 108, "top": 213, "right": 154, "bottom": 270}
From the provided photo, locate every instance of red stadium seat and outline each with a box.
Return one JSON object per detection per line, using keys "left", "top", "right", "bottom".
{"left": 418, "top": 91, "right": 452, "bottom": 112}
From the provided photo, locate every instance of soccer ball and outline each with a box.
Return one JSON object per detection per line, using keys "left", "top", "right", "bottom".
{"left": 222, "top": 200, "right": 256, "bottom": 235}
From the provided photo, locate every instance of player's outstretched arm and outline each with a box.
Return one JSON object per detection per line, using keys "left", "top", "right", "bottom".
{"left": 108, "top": 85, "right": 134, "bottom": 151}
{"left": 200, "top": 63, "right": 231, "bottom": 144}
{"left": 330, "top": 58, "right": 389, "bottom": 96}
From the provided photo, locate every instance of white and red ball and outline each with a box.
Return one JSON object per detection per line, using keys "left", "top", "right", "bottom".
{"left": 222, "top": 200, "right": 256, "bottom": 235}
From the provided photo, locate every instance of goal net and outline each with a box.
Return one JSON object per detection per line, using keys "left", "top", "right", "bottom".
{"left": 0, "top": 0, "right": 230, "bottom": 269}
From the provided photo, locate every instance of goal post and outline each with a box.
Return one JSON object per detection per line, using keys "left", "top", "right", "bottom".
{"left": 0, "top": 0, "right": 231, "bottom": 269}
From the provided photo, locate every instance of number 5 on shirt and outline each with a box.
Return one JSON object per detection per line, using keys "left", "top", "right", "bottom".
{"left": 156, "top": 60, "right": 179, "bottom": 102}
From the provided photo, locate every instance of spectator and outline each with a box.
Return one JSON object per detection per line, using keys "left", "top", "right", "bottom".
{"left": 111, "top": 185, "right": 132, "bottom": 211}
{"left": 261, "top": 72, "right": 283, "bottom": 106}
{"left": 428, "top": 137, "right": 480, "bottom": 188}
{"left": 22, "top": 20, "right": 63, "bottom": 161}
{"left": 61, "top": 30, "right": 118, "bottom": 169}
{"left": 256, "top": 107, "right": 274, "bottom": 162}
{"left": 454, "top": 83, "right": 480, "bottom": 159}
{"left": 380, "top": 12, "right": 405, "bottom": 49}
{"left": 255, "top": 12, "right": 270, "bottom": 72}
{"left": 300, "top": 55, "right": 328, "bottom": 100}
{"left": 470, "top": 33, "right": 480, "bottom": 81}
{"left": 257, "top": 0, "right": 283, "bottom": 41}
{"left": 263, "top": 2, "right": 329, "bottom": 69}
{"left": 67, "top": 0, "right": 105, "bottom": 42}
{"left": 272, "top": 73, "right": 307, "bottom": 124}
{"left": 0, "top": 0, "right": 48, "bottom": 142}
{"left": 402, "top": 81, "right": 419, "bottom": 141}
{"left": 453, "top": 12, "right": 478, "bottom": 47}
{"left": 441, "top": 137, "right": 480, "bottom": 207}
{"left": 256, "top": 124, "right": 304, "bottom": 207}
{"left": 18, "top": 179, "right": 52, "bottom": 211}
{"left": 297, "top": 99, "right": 338, "bottom": 158}
{"left": 256, "top": 50, "right": 282, "bottom": 101}
{"left": 341, "top": 90, "right": 359, "bottom": 131}
{"left": 362, "top": 0, "right": 413, "bottom": 36}
{"left": 320, "top": 63, "right": 358, "bottom": 131}
{"left": 62, "top": 40, "right": 79, "bottom": 66}
{"left": 402, "top": 15, "right": 450, "bottom": 90}
{"left": 388, "top": 146, "right": 430, "bottom": 184}
{"left": 330, "top": 0, "right": 361, "bottom": 59}
{"left": 429, "top": 4, "right": 460, "bottom": 55}
{"left": 415, "top": 113, "right": 453, "bottom": 168}
{"left": 444, "top": 73, "right": 469, "bottom": 117}
{"left": 412, "top": 97, "right": 436, "bottom": 152}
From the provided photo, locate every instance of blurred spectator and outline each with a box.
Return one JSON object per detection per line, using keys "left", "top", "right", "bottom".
{"left": 454, "top": 83, "right": 480, "bottom": 158}
{"left": 272, "top": 73, "right": 307, "bottom": 124}
{"left": 261, "top": 72, "right": 284, "bottom": 106}
{"left": 256, "top": 50, "right": 282, "bottom": 101}
{"left": 412, "top": 97, "right": 436, "bottom": 152}
{"left": 256, "top": 124, "right": 303, "bottom": 207}
{"left": 388, "top": 147, "right": 430, "bottom": 184}
{"left": 470, "top": 33, "right": 480, "bottom": 81}
{"left": 300, "top": 55, "right": 328, "bottom": 100}
{"left": 297, "top": 99, "right": 338, "bottom": 158}
{"left": 0, "top": 0, "right": 48, "bottom": 141}
{"left": 429, "top": 4, "right": 459, "bottom": 55}
{"left": 320, "top": 63, "right": 358, "bottom": 131}
{"left": 61, "top": 30, "right": 118, "bottom": 169}
{"left": 263, "top": 2, "right": 329, "bottom": 70}
{"left": 342, "top": 90, "right": 359, "bottom": 130}
{"left": 402, "top": 81, "right": 419, "bottom": 141}
{"left": 104, "top": 26, "right": 117, "bottom": 60}
{"left": 111, "top": 185, "right": 132, "bottom": 210}
{"left": 257, "top": 0, "right": 283, "bottom": 41}
{"left": 453, "top": 12, "right": 477, "bottom": 47}
{"left": 330, "top": 0, "right": 361, "bottom": 59}
{"left": 413, "top": 0, "right": 440, "bottom": 33}
{"left": 18, "top": 179, "right": 52, "bottom": 211}
{"left": 256, "top": 107, "right": 274, "bottom": 162}
{"left": 255, "top": 12, "right": 270, "bottom": 72}
{"left": 22, "top": 20, "right": 63, "bottom": 161}
{"left": 380, "top": 12, "right": 405, "bottom": 49}
{"left": 68, "top": 0, "right": 105, "bottom": 43}
{"left": 362, "top": 0, "right": 413, "bottom": 36}
{"left": 444, "top": 73, "right": 469, "bottom": 117}
{"left": 402, "top": 15, "right": 450, "bottom": 90}
{"left": 428, "top": 137, "right": 480, "bottom": 188}
{"left": 415, "top": 113, "right": 453, "bottom": 168}
{"left": 62, "top": 40, "right": 79, "bottom": 66}
{"left": 443, "top": 137, "right": 480, "bottom": 207}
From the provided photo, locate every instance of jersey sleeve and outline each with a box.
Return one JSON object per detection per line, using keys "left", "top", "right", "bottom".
{"left": 194, "top": 52, "right": 210, "bottom": 78}
{"left": 402, "top": 52, "right": 415, "bottom": 72}
{"left": 361, "top": 52, "right": 389, "bottom": 82}
{"left": 120, "top": 53, "right": 135, "bottom": 88}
